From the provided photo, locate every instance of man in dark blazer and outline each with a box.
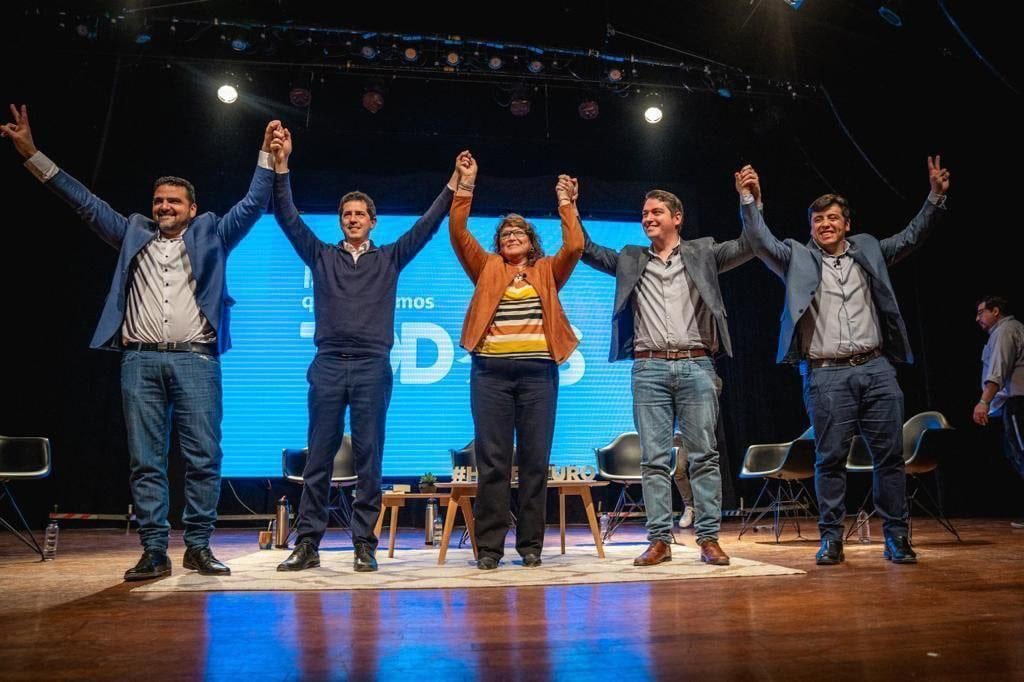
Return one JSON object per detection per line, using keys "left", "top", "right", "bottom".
{"left": 580, "top": 181, "right": 753, "bottom": 567}
{"left": 2, "top": 104, "right": 277, "bottom": 580}
{"left": 737, "top": 158, "right": 950, "bottom": 565}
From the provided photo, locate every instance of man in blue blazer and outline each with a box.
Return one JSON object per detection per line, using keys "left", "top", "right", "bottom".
{"left": 580, "top": 181, "right": 754, "bottom": 567}
{"left": 737, "top": 158, "right": 950, "bottom": 565}
{"left": 2, "top": 104, "right": 277, "bottom": 580}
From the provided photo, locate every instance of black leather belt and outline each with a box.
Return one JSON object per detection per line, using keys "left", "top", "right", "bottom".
{"left": 635, "top": 348, "right": 709, "bottom": 360}
{"left": 123, "top": 341, "right": 218, "bottom": 355}
{"left": 806, "top": 348, "right": 881, "bottom": 369}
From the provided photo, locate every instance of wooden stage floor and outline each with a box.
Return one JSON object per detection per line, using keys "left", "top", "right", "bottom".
{"left": 1, "top": 518, "right": 1022, "bottom": 681}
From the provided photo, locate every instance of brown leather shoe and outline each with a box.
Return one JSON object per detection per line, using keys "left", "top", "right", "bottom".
{"left": 698, "top": 539, "right": 730, "bottom": 566}
{"left": 633, "top": 540, "right": 672, "bottom": 566}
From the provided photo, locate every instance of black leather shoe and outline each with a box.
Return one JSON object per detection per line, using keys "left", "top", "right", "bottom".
{"left": 183, "top": 546, "right": 231, "bottom": 576}
{"left": 353, "top": 543, "right": 378, "bottom": 572}
{"left": 124, "top": 549, "right": 172, "bottom": 581}
{"left": 522, "top": 553, "right": 542, "bottom": 568}
{"left": 883, "top": 535, "right": 918, "bottom": 564}
{"left": 815, "top": 539, "right": 845, "bottom": 565}
{"left": 477, "top": 556, "right": 499, "bottom": 570}
{"left": 277, "top": 538, "right": 320, "bottom": 572}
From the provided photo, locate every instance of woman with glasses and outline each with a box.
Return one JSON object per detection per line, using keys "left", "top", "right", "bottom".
{"left": 449, "top": 151, "right": 584, "bottom": 570}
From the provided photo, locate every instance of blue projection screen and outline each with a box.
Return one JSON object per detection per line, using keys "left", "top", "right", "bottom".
{"left": 221, "top": 212, "right": 641, "bottom": 477}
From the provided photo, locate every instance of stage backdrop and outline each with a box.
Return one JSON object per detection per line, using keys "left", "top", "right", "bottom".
{"left": 222, "top": 212, "right": 643, "bottom": 477}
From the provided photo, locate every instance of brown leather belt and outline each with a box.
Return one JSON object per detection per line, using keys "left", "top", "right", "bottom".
{"left": 635, "top": 348, "right": 709, "bottom": 360}
{"left": 806, "top": 348, "right": 881, "bottom": 369}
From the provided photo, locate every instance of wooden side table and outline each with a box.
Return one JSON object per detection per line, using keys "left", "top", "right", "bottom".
{"left": 374, "top": 492, "right": 451, "bottom": 558}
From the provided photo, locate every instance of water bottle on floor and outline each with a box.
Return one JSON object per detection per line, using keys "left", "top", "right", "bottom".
{"left": 856, "top": 510, "right": 871, "bottom": 544}
{"left": 43, "top": 520, "right": 59, "bottom": 560}
{"left": 432, "top": 512, "right": 443, "bottom": 546}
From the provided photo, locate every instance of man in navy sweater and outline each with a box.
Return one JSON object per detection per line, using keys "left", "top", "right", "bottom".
{"left": 270, "top": 127, "right": 461, "bottom": 572}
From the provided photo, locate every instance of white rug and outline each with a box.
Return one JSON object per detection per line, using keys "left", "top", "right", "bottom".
{"left": 132, "top": 543, "right": 803, "bottom": 592}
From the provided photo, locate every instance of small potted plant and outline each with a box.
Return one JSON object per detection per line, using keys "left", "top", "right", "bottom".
{"left": 419, "top": 472, "right": 438, "bottom": 494}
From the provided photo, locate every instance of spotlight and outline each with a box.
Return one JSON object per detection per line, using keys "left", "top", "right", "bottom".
{"left": 782, "top": 0, "right": 806, "bottom": 8}
{"left": 577, "top": 99, "right": 599, "bottom": 120}
{"left": 445, "top": 51, "right": 461, "bottom": 67}
{"left": 360, "top": 44, "right": 378, "bottom": 60}
{"left": 606, "top": 67, "right": 624, "bottom": 83}
{"left": 510, "top": 97, "right": 531, "bottom": 117}
{"left": 878, "top": 4, "right": 903, "bottom": 27}
{"left": 217, "top": 84, "right": 238, "bottom": 104}
{"left": 402, "top": 46, "right": 419, "bottom": 62}
{"left": 75, "top": 22, "right": 89, "bottom": 37}
{"left": 362, "top": 87, "right": 385, "bottom": 114}
{"left": 230, "top": 34, "right": 251, "bottom": 52}
{"left": 134, "top": 28, "right": 152, "bottom": 44}
{"left": 527, "top": 59, "right": 544, "bottom": 74}
{"left": 644, "top": 106, "right": 663, "bottom": 124}
{"left": 488, "top": 56, "right": 504, "bottom": 70}
{"left": 289, "top": 87, "right": 312, "bottom": 108}
{"left": 717, "top": 87, "right": 732, "bottom": 99}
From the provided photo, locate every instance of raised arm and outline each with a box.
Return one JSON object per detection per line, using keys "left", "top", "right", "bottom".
{"left": 736, "top": 165, "right": 791, "bottom": 278}
{"left": 3, "top": 103, "right": 129, "bottom": 248}
{"left": 449, "top": 151, "right": 489, "bottom": 282}
{"left": 878, "top": 156, "right": 950, "bottom": 265}
{"left": 549, "top": 174, "right": 585, "bottom": 287}
{"left": 216, "top": 120, "right": 279, "bottom": 250}
{"left": 390, "top": 157, "right": 457, "bottom": 270}
{"left": 270, "top": 127, "right": 322, "bottom": 266}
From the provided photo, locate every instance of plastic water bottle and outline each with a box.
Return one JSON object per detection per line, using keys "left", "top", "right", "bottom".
{"left": 432, "top": 512, "right": 443, "bottom": 546}
{"left": 856, "top": 510, "right": 871, "bottom": 544}
{"left": 43, "top": 520, "right": 59, "bottom": 560}
{"left": 599, "top": 512, "right": 609, "bottom": 537}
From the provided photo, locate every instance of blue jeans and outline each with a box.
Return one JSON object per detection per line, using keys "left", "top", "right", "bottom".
{"left": 631, "top": 357, "right": 722, "bottom": 543}
{"left": 121, "top": 350, "right": 224, "bottom": 552}
{"left": 803, "top": 356, "right": 908, "bottom": 541}
{"left": 296, "top": 352, "right": 393, "bottom": 550}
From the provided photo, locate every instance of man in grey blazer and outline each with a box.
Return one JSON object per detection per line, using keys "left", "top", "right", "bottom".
{"left": 580, "top": 183, "right": 753, "bottom": 567}
{"left": 737, "top": 158, "right": 950, "bottom": 565}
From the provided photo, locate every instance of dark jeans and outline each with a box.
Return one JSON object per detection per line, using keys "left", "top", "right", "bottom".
{"left": 296, "top": 352, "right": 393, "bottom": 550}
{"left": 470, "top": 356, "right": 558, "bottom": 560}
{"left": 1003, "top": 396, "right": 1024, "bottom": 479}
{"left": 803, "top": 356, "right": 909, "bottom": 541}
{"left": 121, "top": 350, "right": 224, "bottom": 552}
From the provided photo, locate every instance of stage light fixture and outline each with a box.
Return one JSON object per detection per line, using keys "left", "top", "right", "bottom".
{"left": 644, "top": 105, "right": 663, "bottom": 124}
{"left": 510, "top": 97, "right": 531, "bottom": 117}
{"left": 783, "top": 0, "right": 805, "bottom": 9}
{"left": 289, "top": 87, "right": 312, "bottom": 108}
{"left": 606, "top": 67, "right": 624, "bottom": 83}
{"left": 527, "top": 59, "right": 544, "bottom": 74}
{"left": 217, "top": 84, "right": 238, "bottom": 104}
{"left": 488, "top": 56, "right": 504, "bottom": 70}
{"left": 134, "top": 27, "right": 152, "bottom": 44}
{"left": 578, "top": 99, "right": 599, "bottom": 120}
{"left": 878, "top": 4, "right": 903, "bottom": 27}
{"left": 717, "top": 87, "right": 732, "bottom": 99}
{"left": 362, "top": 87, "right": 385, "bottom": 114}
{"left": 445, "top": 51, "right": 462, "bottom": 67}
{"left": 360, "top": 44, "right": 378, "bottom": 60}
{"left": 230, "top": 34, "right": 251, "bottom": 52}
{"left": 403, "top": 46, "right": 419, "bottom": 62}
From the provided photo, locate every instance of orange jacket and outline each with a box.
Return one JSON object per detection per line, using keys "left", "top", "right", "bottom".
{"left": 449, "top": 194, "right": 584, "bottom": 364}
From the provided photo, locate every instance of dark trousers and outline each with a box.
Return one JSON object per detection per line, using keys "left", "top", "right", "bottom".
{"left": 296, "top": 352, "right": 392, "bottom": 550}
{"left": 470, "top": 356, "right": 558, "bottom": 560}
{"left": 803, "top": 356, "right": 909, "bottom": 541}
{"left": 1003, "top": 396, "right": 1024, "bottom": 479}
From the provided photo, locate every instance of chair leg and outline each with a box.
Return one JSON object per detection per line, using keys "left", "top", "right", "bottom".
{"left": 909, "top": 474, "right": 962, "bottom": 542}
{"left": 603, "top": 484, "right": 631, "bottom": 542}
{"left": 0, "top": 483, "right": 44, "bottom": 559}
{"left": 737, "top": 478, "right": 777, "bottom": 541}
{"left": 844, "top": 487, "right": 875, "bottom": 541}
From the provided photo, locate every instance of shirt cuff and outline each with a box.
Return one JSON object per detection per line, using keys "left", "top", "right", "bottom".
{"left": 258, "top": 150, "right": 273, "bottom": 171}
{"left": 24, "top": 151, "right": 58, "bottom": 183}
{"left": 740, "top": 191, "right": 756, "bottom": 206}
{"left": 927, "top": 191, "right": 947, "bottom": 209}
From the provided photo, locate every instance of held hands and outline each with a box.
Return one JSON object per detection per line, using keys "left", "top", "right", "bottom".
{"left": 0, "top": 104, "right": 39, "bottom": 159}
{"left": 734, "top": 164, "right": 762, "bottom": 204}
{"left": 269, "top": 126, "right": 292, "bottom": 170}
{"left": 972, "top": 402, "right": 989, "bottom": 426}
{"left": 262, "top": 120, "right": 282, "bottom": 154}
{"left": 928, "top": 155, "right": 950, "bottom": 195}
{"left": 555, "top": 174, "right": 575, "bottom": 205}
{"left": 455, "top": 150, "right": 477, "bottom": 191}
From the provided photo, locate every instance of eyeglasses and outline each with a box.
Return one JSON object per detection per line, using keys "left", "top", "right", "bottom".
{"left": 499, "top": 229, "right": 528, "bottom": 241}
